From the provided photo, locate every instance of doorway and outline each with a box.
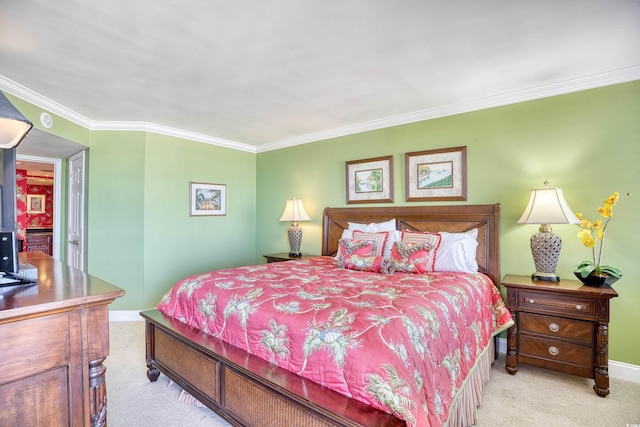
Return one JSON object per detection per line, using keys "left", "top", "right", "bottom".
{"left": 16, "top": 155, "right": 62, "bottom": 259}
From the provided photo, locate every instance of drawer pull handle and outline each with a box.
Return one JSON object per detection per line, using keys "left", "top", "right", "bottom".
{"left": 575, "top": 304, "right": 583, "bottom": 310}
{"left": 548, "top": 346, "right": 559, "bottom": 356}
{"left": 529, "top": 298, "right": 535, "bottom": 304}
{"left": 549, "top": 323, "right": 559, "bottom": 332}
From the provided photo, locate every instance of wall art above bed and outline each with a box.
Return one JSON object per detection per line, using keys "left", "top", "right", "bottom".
{"left": 345, "top": 155, "right": 394, "bottom": 204}
{"left": 189, "top": 182, "right": 226, "bottom": 216}
{"left": 405, "top": 146, "right": 467, "bottom": 202}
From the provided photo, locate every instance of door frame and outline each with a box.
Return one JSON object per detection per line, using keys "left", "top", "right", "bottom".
{"left": 16, "top": 154, "right": 62, "bottom": 260}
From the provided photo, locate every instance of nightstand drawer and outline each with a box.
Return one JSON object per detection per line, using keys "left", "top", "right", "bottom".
{"left": 518, "top": 290, "right": 595, "bottom": 319}
{"left": 520, "top": 335, "right": 593, "bottom": 368}
{"left": 519, "top": 312, "right": 593, "bottom": 345}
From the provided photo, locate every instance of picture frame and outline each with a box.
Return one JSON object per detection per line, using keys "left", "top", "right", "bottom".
{"left": 190, "top": 182, "right": 226, "bottom": 216}
{"left": 27, "top": 194, "right": 46, "bottom": 214}
{"left": 345, "top": 155, "right": 393, "bottom": 204}
{"left": 405, "top": 146, "right": 467, "bottom": 201}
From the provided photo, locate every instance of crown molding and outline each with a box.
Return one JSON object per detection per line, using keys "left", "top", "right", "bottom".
{"left": 257, "top": 66, "right": 640, "bottom": 152}
{"left": 3, "top": 67, "right": 640, "bottom": 155}
{"left": 89, "top": 121, "right": 257, "bottom": 153}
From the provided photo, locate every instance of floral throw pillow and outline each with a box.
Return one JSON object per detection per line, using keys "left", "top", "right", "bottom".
{"left": 334, "top": 238, "right": 375, "bottom": 265}
{"left": 388, "top": 231, "right": 441, "bottom": 274}
{"left": 341, "top": 254, "right": 389, "bottom": 273}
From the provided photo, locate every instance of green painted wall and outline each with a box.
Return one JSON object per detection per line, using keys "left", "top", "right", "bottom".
{"left": 86, "top": 131, "right": 257, "bottom": 310}
{"left": 256, "top": 81, "right": 640, "bottom": 366}
{"left": 142, "top": 133, "right": 257, "bottom": 308}
{"left": 87, "top": 131, "right": 147, "bottom": 309}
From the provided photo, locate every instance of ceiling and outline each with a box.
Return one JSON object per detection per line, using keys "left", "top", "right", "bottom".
{"left": 1, "top": 1, "right": 639, "bottom": 154}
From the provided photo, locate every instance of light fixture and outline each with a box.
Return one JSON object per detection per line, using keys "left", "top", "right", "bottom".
{"left": 0, "top": 92, "right": 33, "bottom": 149}
{"left": 279, "top": 196, "right": 311, "bottom": 257}
{"left": 517, "top": 180, "right": 579, "bottom": 282}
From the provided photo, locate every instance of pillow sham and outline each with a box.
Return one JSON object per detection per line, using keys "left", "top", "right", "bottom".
{"left": 351, "top": 230, "right": 389, "bottom": 257}
{"left": 389, "top": 231, "right": 441, "bottom": 274}
{"left": 340, "top": 229, "right": 401, "bottom": 259}
{"left": 434, "top": 229, "right": 479, "bottom": 273}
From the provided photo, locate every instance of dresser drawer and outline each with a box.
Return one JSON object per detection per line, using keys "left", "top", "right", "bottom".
{"left": 518, "top": 290, "right": 595, "bottom": 320}
{"left": 520, "top": 335, "right": 593, "bottom": 368}
{"left": 519, "top": 312, "right": 593, "bottom": 345}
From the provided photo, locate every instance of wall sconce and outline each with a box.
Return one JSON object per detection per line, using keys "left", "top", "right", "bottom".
{"left": 279, "top": 196, "right": 311, "bottom": 257}
{"left": 517, "top": 180, "right": 579, "bottom": 281}
{"left": 0, "top": 92, "right": 33, "bottom": 149}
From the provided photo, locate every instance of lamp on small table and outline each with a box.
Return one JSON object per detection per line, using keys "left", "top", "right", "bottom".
{"left": 279, "top": 196, "right": 311, "bottom": 257}
{"left": 517, "top": 181, "right": 579, "bottom": 282}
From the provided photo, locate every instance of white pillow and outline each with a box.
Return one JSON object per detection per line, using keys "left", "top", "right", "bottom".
{"left": 347, "top": 218, "right": 396, "bottom": 232}
{"left": 435, "top": 229, "right": 479, "bottom": 274}
{"left": 339, "top": 228, "right": 401, "bottom": 259}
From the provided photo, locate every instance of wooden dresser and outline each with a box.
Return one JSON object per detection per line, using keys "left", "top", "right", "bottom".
{"left": 0, "top": 252, "right": 124, "bottom": 426}
{"left": 25, "top": 231, "right": 53, "bottom": 255}
{"left": 502, "top": 274, "right": 618, "bottom": 397}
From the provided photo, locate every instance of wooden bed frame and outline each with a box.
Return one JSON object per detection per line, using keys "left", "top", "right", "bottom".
{"left": 140, "top": 204, "right": 500, "bottom": 427}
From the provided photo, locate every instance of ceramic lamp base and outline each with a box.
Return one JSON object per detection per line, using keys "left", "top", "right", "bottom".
{"left": 287, "top": 223, "right": 303, "bottom": 257}
{"left": 529, "top": 229, "right": 561, "bottom": 282}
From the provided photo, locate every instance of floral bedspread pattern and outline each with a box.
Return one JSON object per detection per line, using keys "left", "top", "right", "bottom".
{"left": 157, "top": 256, "right": 513, "bottom": 427}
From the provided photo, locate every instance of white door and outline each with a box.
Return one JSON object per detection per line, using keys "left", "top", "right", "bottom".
{"left": 68, "top": 151, "right": 85, "bottom": 270}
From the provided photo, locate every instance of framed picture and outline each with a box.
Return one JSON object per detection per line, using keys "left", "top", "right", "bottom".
{"left": 405, "top": 146, "right": 467, "bottom": 201}
{"left": 27, "top": 194, "right": 46, "bottom": 214}
{"left": 345, "top": 155, "right": 393, "bottom": 204}
{"left": 190, "top": 182, "right": 226, "bottom": 216}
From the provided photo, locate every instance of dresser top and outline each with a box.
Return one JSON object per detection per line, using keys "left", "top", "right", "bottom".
{"left": 0, "top": 252, "right": 124, "bottom": 319}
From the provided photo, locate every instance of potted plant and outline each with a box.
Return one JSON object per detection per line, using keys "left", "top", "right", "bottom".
{"left": 574, "top": 191, "right": 623, "bottom": 286}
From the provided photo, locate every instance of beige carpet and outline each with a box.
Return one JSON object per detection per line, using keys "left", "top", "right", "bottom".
{"left": 106, "top": 321, "right": 640, "bottom": 426}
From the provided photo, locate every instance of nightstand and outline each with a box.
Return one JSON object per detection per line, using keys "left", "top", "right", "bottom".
{"left": 502, "top": 274, "right": 618, "bottom": 397}
{"left": 263, "top": 253, "right": 312, "bottom": 263}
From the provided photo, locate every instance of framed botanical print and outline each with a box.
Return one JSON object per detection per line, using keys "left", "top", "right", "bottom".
{"left": 405, "top": 146, "right": 467, "bottom": 201}
{"left": 345, "top": 156, "right": 394, "bottom": 204}
{"left": 190, "top": 182, "right": 226, "bottom": 216}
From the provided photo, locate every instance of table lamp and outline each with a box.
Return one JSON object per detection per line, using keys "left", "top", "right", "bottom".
{"left": 517, "top": 181, "right": 579, "bottom": 281}
{"left": 279, "top": 197, "right": 311, "bottom": 257}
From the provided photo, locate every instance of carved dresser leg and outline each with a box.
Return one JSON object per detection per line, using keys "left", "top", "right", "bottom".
{"left": 89, "top": 357, "right": 108, "bottom": 427}
{"left": 505, "top": 322, "right": 519, "bottom": 375}
{"left": 593, "top": 321, "right": 610, "bottom": 397}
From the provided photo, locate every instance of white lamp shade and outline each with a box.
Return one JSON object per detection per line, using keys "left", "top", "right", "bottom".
{"left": 0, "top": 92, "right": 33, "bottom": 149}
{"left": 279, "top": 197, "right": 311, "bottom": 222}
{"left": 517, "top": 187, "right": 579, "bottom": 225}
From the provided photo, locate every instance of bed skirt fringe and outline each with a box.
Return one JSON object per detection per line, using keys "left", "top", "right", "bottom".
{"left": 445, "top": 338, "right": 494, "bottom": 427}
{"left": 167, "top": 379, "right": 206, "bottom": 408}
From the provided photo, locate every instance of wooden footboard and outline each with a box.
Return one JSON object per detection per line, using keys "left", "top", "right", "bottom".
{"left": 141, "top": 309, "right": 405, "bottom": 427}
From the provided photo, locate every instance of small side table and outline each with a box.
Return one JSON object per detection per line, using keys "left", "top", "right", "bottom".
{"left": 502, "top": 274, "right": 618, "bottom": 397}
{"left": 263, "top": 253, "right": 313, "bottom": 263}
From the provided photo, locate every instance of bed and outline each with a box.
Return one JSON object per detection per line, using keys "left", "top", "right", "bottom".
{"left": 140, "top": 204, "right": 512, "bottom": 427}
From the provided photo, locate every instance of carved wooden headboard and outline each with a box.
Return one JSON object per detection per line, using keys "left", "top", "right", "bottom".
{"left": 322, "top": 204, "right": 501, "bottom": 285}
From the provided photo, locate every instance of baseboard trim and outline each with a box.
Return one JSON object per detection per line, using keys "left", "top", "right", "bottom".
{"left": 109, "top": 310, "right": 146, "bottom": 322}
{"left": 108, "top": 311, "right": 639, "bottom": 384}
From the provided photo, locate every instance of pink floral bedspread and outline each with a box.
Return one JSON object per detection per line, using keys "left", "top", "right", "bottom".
{"left": 157, "top": 256, "right": 513, "bottom": 427}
